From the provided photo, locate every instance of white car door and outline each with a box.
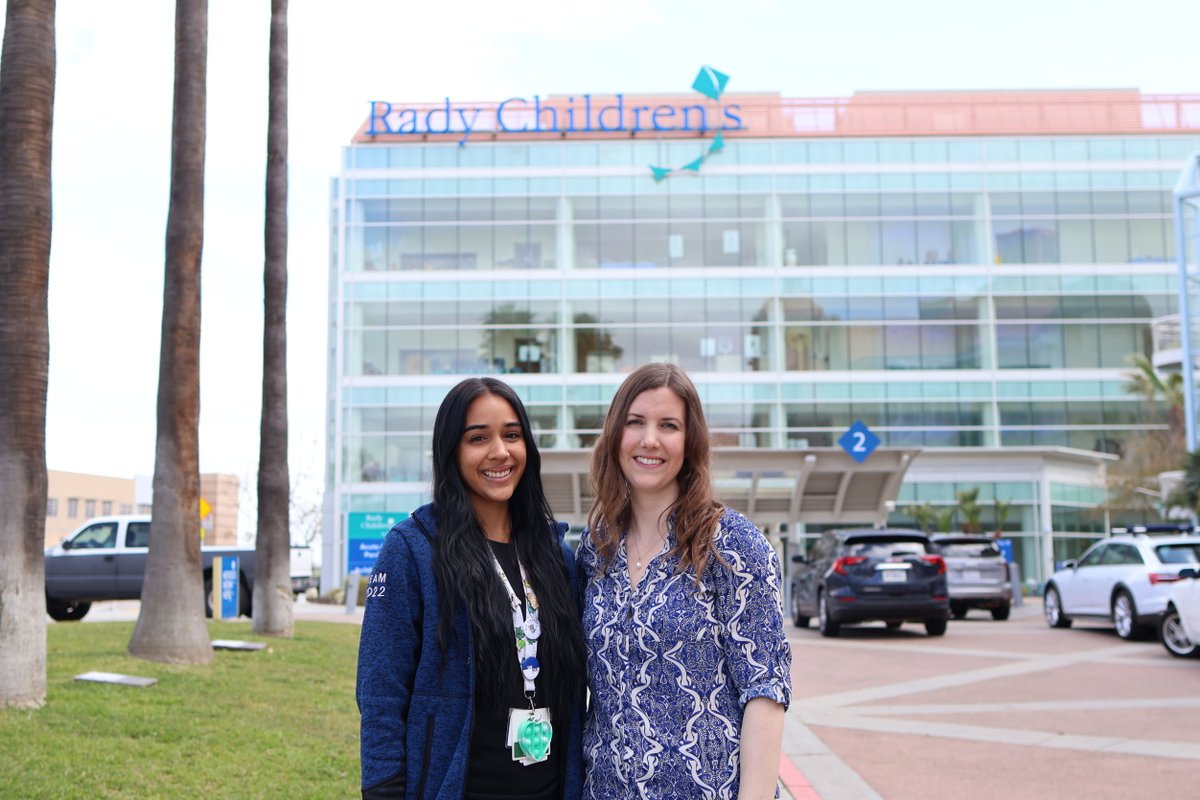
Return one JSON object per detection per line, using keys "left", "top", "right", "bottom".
{"left": 1177, "top": 571, "right": 1200, "bottom": 644}
{"left": 1064, "top": 544, "right": 1110, "bottom": 615}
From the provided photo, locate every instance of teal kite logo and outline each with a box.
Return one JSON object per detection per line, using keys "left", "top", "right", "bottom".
{"left": 650, "top": 65, "right": 730, "bottom": 181}
{"left": 691, "top": 66, "right": 730, "bottom": 101}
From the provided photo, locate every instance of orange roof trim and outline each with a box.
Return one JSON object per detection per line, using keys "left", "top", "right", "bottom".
{"left": 353, "top": 89, "right": 1200, "bottom": 144}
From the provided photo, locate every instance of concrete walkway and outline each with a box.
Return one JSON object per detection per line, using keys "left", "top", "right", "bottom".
{"left": 786, "top": 601, "right": 1200, "bottom": 799}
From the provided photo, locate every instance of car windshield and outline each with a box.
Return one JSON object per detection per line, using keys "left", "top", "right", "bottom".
{"left": 844, "top": 539, "right": 929, "bottom": 558}
{"left": 1155, "top": 543, "right": 1200, "bottom": 564}
{"left": 936, "top": 541, "right": 1002, "bottom": 558}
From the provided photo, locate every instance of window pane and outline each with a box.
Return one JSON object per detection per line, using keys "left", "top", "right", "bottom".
{"left": 1095, "top": 221, "right": 1130, "bottom": 262}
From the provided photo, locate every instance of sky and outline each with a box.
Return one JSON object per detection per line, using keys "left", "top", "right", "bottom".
{"left": 1, "top": 0, "right": 1195, "bottom": 535}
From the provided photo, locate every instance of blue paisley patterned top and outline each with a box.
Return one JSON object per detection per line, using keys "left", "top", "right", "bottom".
{"left": 578, "top": 509, "right": 792, "bottom": 800}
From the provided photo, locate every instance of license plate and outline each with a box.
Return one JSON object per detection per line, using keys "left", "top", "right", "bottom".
{"left": 962, "top": 570, "right": 981, "bottom": 581}
{"left": 882, "top": 570, "right": 908, "bottom": 583}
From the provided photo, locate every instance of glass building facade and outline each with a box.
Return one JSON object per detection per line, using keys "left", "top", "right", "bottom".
{"left": 324, "top": 89, "right": 1200, "bottom": 589}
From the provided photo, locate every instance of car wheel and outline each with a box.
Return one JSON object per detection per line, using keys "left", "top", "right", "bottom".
{"left": 203, "top": 573, "right": 214, "bottom": 619}
{"left": 1043, "top": 585, "right": 1071, "bottom": 628}
{"left": 239, "top": 575, "right": 253, "bottom": 618}
{"left": 950, "top": 602, "right": 968, "bottom": 620}
{"left": 791, "top": 586, "right": 810, "bottom": 628}
{"left": 46, "top": 598, "right": 92, "bottom": 622}
{"left": 925, "top": 618, "right": 947, "bottom": 636}
{"left": 1159, "top": 606, "right": 1200, "bottom": 658}
{"left": 817, "top": 591, "right": 840, "bottom": 638}
{"left": 1112, "top": 590, "right": 1147, "bottom": 640}
{"left": 991, "top": 605, "right": 1011, "bottom": 621}
{"left": 885, "top": 621, "right": 902, "bottom": 630}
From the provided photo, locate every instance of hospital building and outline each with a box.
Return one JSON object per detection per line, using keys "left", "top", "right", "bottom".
{"left": 322, "top": 82, "right": 1200, "bottom": 592}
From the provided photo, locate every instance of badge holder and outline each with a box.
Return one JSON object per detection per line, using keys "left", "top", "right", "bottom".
{"left": 490, "top": 552, "right": 554, "bottom": 766}
{"left": 506, "top": 704, "right": 553, "bottom": 764}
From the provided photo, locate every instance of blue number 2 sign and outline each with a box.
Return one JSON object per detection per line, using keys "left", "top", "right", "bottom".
{"left": 838, "top": 420, "right": 880, "bottom": 463}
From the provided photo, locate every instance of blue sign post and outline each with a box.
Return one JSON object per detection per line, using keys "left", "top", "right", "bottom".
{"left": 996, "top": 538, "right": 1014, "bottom": 563}
{"left": 838, "top": 420, "right": 881, "bottom": 463}
{"left": 214, "top": 555, "right": 239, "bottom": 620}
{"left": 346, "top": 512, "right": 408, "bottom": 576}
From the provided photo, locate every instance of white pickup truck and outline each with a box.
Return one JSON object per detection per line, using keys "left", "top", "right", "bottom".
{"left": 44, "top": 515, "right": 315, "bottom": 622}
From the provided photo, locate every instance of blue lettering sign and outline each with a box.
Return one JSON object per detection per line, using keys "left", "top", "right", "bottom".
{"left": 219, "top": 556, "right": 239, "bottom": 619}
{"left": 347, "top": 511, "right": 408, "bottom": 575}
{"left": 455, "top": 106, "right": 482, "bottom": 146}
{"left": 496, "top": 97, "right": 528, "bottom": 132}
{"left": 651, "top": 105, "right": 676, "bottom": 131}
{"left": 426, "top": 98, "right": 452, "bottom": 135}
{"left": 362, "top": 65, "right": 745, "bottom": 147}
{"left": 367, "top": 101, "right": 393, "bottom": 135}
{"left": 597, "top": 95, "right": 625, "bottom": 131}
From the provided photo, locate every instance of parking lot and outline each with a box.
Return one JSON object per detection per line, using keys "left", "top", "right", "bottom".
{"left": 784, "top": 600, "right": 1200, "bottom": 800}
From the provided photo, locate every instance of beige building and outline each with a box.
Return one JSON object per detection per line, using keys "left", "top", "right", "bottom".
{"left": 199, "top": 473, "right": 240, "bottom": 546}
{"left": 45, "top": 470, "right": 240, "bottom": 547}
{"left": 45, "top": 470, "right": 138, "bottom": 546}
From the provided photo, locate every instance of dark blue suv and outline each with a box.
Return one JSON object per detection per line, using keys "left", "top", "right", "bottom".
{"left": 790, "top": 528, "right": 951, "bottom": 637}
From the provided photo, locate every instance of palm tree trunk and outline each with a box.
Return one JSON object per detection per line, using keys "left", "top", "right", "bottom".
{"left": 253, "top": 0, "right": 293, "bottom": 637}
{"left": 128, "top": 0, "right": 211, "bottom": 664}
{"left": 0, "top": 0, "right": 55, "bottom": 709}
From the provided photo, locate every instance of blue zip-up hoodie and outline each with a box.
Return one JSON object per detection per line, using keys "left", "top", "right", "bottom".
{"left": 356, "top": 504, "right": 583, "bottom": 799}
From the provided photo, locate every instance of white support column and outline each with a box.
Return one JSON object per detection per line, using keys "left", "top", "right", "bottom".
{"left": 1039, "top": 474, "right": 1054, "bottom": 586}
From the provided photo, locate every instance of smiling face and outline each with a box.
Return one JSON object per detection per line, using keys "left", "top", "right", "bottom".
{"left": 457, "top": 392, "right": 527, "bottom": 522}
{"left": 618, "top": 386, "right": 687, "bottom": 506}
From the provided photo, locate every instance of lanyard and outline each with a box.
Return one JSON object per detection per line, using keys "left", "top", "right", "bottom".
{"left": 488, "top": 548, "right": 542, "bottom": 699}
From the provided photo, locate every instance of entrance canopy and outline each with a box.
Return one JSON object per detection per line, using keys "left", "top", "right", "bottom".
{"left": 539, "top": 448, "right": 920, "bottom": 529}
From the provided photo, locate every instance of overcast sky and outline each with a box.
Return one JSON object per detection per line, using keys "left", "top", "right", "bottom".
{"left": 1, "top": 0, "right": 1194, "bottom": 529}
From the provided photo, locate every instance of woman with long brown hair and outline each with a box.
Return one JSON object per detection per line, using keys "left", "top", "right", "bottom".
{"left": 577, "top": 363, "right": 792, "bottom": 800}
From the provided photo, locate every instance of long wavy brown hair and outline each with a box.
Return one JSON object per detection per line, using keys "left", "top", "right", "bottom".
{"left": 587, "top": 363, "right": 725, "bottom": 578}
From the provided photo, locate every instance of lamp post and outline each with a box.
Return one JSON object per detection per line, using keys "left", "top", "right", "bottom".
{"left": 1173, "top": 152, "right": 1200, "bottom": 453}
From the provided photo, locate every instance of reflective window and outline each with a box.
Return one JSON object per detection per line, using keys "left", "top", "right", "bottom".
{"left": 69, "top": 522, "right": 117, "bottom": 550}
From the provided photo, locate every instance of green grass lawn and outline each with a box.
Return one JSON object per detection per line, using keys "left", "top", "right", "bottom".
{"left": 0, "top": 621, "right": 362, "bottom": 799}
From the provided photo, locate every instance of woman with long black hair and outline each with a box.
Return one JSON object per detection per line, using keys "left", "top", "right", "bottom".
{"left": 357, "top": 377, "right": 586, "bottom": 800}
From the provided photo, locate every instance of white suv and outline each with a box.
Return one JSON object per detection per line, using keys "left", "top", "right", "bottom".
{"left": 1043, "top": 534, "right": 1200, "bottom": 640}
{"left": 1160, "top": 567, "right": 1200, "bottom": 658}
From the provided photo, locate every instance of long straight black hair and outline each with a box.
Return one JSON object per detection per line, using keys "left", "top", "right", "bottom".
{"left": 431, "top": 377, "right": 584, "bottom": 724}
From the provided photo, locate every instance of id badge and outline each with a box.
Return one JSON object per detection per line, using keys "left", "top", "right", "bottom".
{"left": 505, "top": 707, "right": 553, "bottom": 765}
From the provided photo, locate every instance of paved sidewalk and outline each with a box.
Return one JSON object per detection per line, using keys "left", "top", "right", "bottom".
{"left": 786, "top": 600, "right": 1200, "bottom": 799}
{"left": 292, "top": 593, "right": 365, "bottom": 623}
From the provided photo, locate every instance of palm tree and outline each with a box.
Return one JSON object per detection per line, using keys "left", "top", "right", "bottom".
{"left": 1122, "top": 353, "right": 1184, "bottom": 438}
{"left": 905, "top": 503, "right": 936, "bottom": 535}
{"left": 1106, "top": 354, "right": 1189, "bottom": 520}
{"left": 1165, "top": 450, "right": 1200, "bottom": 519}
{"left": 956, "top": 487, "right": 983, "bottom": 533}
{"left": 0, "top": 0, "right": 55, "bottom": 709}
{"left": 128, "top": 0, "right": 212, "bottom": 665}
{"left": 253, "top": 0, "right": 293, "bottom": 637}
{"left": 992, "top": 498, "right": 1012, "bottom": 537}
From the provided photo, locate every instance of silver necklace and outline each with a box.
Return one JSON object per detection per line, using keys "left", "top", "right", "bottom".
{"left": 629, "top": 530, "right": 666, "bottom": 569}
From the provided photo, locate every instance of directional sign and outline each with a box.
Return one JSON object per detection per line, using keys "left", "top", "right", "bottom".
{"left": 996, "top": 538, "right": 1014, "bottom": 563}
{"left": 838, "top": 420, "right": 880, "bottom": 463}
{"left": 213, "top": 556, "right": 240, "bottom": 620}
{"left": 347, "top": 512, "right": 407, "bottom": 575}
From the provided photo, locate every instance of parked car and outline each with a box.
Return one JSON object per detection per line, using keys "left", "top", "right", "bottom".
{"left": 930, "top": 534, "right": 1013, "bottom": 620}
{"left": 790, "top": 528, "right": 950, "bottom": 637}
{"left": 44, "top": 515, "right": 314, "bottom": 621}
{"left": 1042, "top": 534, "right": 1200, "bottom": 640}
{"left": 1159, "top": 567, "right": 1200, "bottom": 658}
